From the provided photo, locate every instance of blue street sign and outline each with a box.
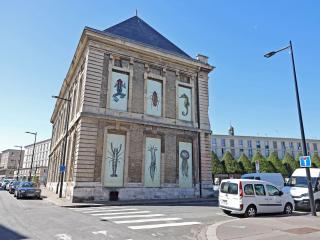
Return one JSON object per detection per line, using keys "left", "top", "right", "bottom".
{"left": 59, "top": 164, "right": 66, "bottom": 172}
{"left": 299, "top": 156, "right": 311, "bottom": 168}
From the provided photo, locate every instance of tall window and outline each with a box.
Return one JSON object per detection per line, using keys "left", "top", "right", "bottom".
{"left": 146, "top": 79, "right": 162, "bottom": 116}
{"left": 221, "top": 139, "right": 226, "bottom": 147}
{"left": 239, "top": 139, "right": 243, "bottom": 147}
{"left": 178, "top": 86, "right": 192, "bottom": 121}
{"left": 256, "top": 140, "right": 261, "bottom": 149}
{"left": 248, "top": 140, "right": 252, "bottom": 148}
{"left": 212, "top": 138, "right": 217, "bottom": 146}
{"left": 313, "top": 143, "right": 318, "bottom": 152}
{"left": 109, "top": 71, "right": 129, "bottom": 111}
{"left": 273, "top": 141, "right": 278, "bottom": 149}
{"left": 230, "top": 139, "right": 235, "bottom": 148}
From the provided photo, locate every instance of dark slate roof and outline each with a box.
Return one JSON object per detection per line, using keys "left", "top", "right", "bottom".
{"left": 103, "top": 16, "right": 191, "bottom": 58}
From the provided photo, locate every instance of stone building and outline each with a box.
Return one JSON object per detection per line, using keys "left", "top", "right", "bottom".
{"left": 20, "top": 139, "right": 51, "bottom": 184}
{"left": 213, "top": 127, "right": 320, "bottom": 160}
{"left": 47, "top": 16, "right": 214, "bottom": 202}
{"left": 0, "top": 149, "right": 24, "bottom": 179}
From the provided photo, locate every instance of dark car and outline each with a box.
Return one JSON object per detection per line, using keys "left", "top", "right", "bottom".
{"left": 9, "top": 181, "right": 20, "bottom": 194}
{"left": 15, "top": 182, "right": 41, "bottom": 199}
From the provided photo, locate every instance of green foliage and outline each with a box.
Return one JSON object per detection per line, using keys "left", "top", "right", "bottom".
{"left": 253, "top": 151, "right": 276, "bottom": 173}
{"left": 312, "top": 152, "right": 320, "bottom": 168}
{"left": 283, "top": 152, "right": 300, "bottom": 175}
{"left": 223, "top": 151, "right": 240, "bottom": 174}
{"left": 268, "top": 152, "right": 289, "bottom": 177}
{"left": 238, "top": 153, "right": 254, "bottom": 173}
{"left": 211, "top": 152, "right": 226, "bottom": 175}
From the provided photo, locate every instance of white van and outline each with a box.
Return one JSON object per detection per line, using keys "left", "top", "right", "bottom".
{"left": 219, "top": 179, "right": 294, "bottom": 217}
{"left": 241, "top": 173, "right": 284, "bottom": 189}
{"left": 284, "top": 168, "right": 320, "bottom": 211}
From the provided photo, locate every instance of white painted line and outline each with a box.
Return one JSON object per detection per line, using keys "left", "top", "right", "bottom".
{"left": 83, "top": 208, "right": 138, "bottom": 214}
{"left": 114, "top": 217, "right": 182, "bottom": 224}
{"left": 128, "top": 222, "right": 201, "bottom": 230}
{"left": 92, "top": 211, "right": 150, "bottom": 216}
{"left": 206, "top": 219, "right": 239, "bottom": 240}
{"left": 100, "top": 214, "right": 164, "bottom": 220}
{"left": 72, "top": 206, "right": 126, "bottom": 211}
{"left": 54, "top": 233, "right": 72, "bottom": 240}
{"left": 92, "top": 230, "right": 107, "bottom": 236}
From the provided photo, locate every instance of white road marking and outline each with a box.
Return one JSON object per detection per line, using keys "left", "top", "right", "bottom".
{"left": 228, "top": 225, "right": 246, "bottom": 229}
{"left": 206, "top": 218, "right": 239, "bottom": 240}
{"left": 114, "top": 217, "right": 182, "bottom": 224}
{"left": 100, "top": 214, "right": 164, "bottom": 220}
{"left": 128, "top": 222, "right": 201, "bottom": 230}
{"left": 72, "top": 206, "right": 126, "bottom": 211}
{"left": 215, "top": 212, "right": 236, "bottom": 218}
{"left": 92, "top": 211, "right": 150, "bottom": 216}
{"left": 92, "top": 230, "right": 107, "bottom": 236}
{"left": 54, "top": 233, "right": 72, "bottom": 240}
{"left": 83, "top": 208, "right": 138, "bottom": 214}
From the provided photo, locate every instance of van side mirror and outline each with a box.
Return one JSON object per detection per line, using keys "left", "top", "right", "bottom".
{"left": 279, "top": 191, "right": 283, "bottom": 196}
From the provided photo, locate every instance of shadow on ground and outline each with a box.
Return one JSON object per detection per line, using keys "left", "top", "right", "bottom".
{"left": 0, "top": 225, "right": 28, "bottom": 240}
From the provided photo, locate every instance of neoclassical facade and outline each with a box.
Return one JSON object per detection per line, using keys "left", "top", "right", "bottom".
{"left": 47, "top": 16, "right": 214, "bottom": 202}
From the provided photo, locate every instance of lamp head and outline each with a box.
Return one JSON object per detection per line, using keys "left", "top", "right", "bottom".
{"left": 264, "top": 51, "right": 277, "bottom": 58}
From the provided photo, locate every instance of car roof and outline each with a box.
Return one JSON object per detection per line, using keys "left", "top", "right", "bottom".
{"left": 221, "top": 179, "right": 274, "bottom": 185}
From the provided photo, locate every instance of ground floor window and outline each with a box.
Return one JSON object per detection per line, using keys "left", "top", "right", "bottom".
{"left": 144, "top": 137, "right": 161, "bottom": 187}
{"left": 179, "top": 142, "right": 193, "bottom": 188}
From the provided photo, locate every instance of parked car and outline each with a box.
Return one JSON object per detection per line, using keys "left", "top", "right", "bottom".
{"left": 15, "top": 182, "right": 41, "bottom": 199}
{"left": 283, "top": 168, "right": 320, "bottom": 211}
{"left": 5, "top": 181, "right": 15, "bottom": 191}
{"left": 241, "top": 173, "right": 285, "bottom": 189}
{"left": 219, "top": 179, "right": 294, "bottom": 217}
{"left": 1, "top": 179, "right": 14, "bottom": 190}
{"left": 9, "top": 181, "right": 20, "bottom": 194}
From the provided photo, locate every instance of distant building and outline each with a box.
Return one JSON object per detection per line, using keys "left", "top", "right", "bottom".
{"left": 47, "top": 16, "right": 213, "bottom": 202}
{"left": 20, "top": 139, "right": 51, "bottom": 184}
{"left": 0, "top": 149, "right": 24, "bottom": 179}
{"left": 212, "top": 129, "right": 319, "bottom": 160}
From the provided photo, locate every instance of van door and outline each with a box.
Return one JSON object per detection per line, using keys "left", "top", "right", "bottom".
{"left": 254, "top": 184, "right": 269, "bottom": 213}
{"left": 220, "top": 182, "right": 241, "bottom": 210}
{"left": 266, "top": 184, "right": 283, "bottom": 213}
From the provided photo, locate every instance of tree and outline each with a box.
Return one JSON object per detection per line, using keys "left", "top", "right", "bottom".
{"left": 268, "top": 152, "right": 289, "bottom": 177}
{"left": 253, "top": 151, "right": 276, "bottom": 173}
{"left": 312, "top": 152, "right": 320, "bottom": 168}
{"left": 283, "top": 152, "right": 300, "bottom": 175}
{"left": 211, "top": 152, "right": 226, "bottom": 176}
{"left": 238, "top": 153, "right": 254, "bottom": 173}
{"left": 223, "top": 151, "right": 240, "bottom": 174}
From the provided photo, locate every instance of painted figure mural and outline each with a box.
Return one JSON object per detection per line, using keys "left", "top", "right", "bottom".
{"left": 179, "top": 93, "right": 190, "bottom": 116}
{"left": 146, "top": 79, "right": 162, "bottom": 116}
{"left": 108, "top": 143, "right": 123, "bottom": 177}
{"left": 104, "top": 134, "right": 125, "bottom": 187}
{"left": 180, "top": 149, "right": 190, "bottom": 177}
{"left": 148, "top": 145, "right": 158, "bottom": 181}
{"left": 110, "top": 71, "right": 129, "bottom": 111}
{"left": 178, "top": 86, "right": 192, "bottom": 121}
{"left": 144, "top": 137, "right": 161, "bottom": 187}
{"left": 113, "top": 78, "right": 126, "bottom": 102}
{"left": 179, "top": 142, "right": 192, "bottom": 188}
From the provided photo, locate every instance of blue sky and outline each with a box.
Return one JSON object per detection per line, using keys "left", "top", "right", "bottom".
{"left": 0, "top": 1, "right": 319, "bottom": 151}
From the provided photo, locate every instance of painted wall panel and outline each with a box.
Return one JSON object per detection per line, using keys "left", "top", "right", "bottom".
{"left": 146, "top": 79, "right": 162, "bottom": 116}
{"left": 104, "top": 133, "right": 126, "bottom": 187}
{"left": 110, "top": 71, "right": 128, "bottom": 111}
{"left": 179, "top": 142, "right": 193, "bottom": 188}
{"left": 144, "top": 137, "right": 161, "bottom": 187}
{"left": 178, "top": 86, "right": 192, "bottom": 121}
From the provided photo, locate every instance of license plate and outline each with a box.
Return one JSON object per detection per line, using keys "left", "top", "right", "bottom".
{"left": 27, "top": 193, "right": 35, "bottom": 197}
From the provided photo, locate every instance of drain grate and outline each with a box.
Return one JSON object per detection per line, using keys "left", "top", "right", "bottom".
{"left": 283, "top": 227, "right": 320, "bottom": 235}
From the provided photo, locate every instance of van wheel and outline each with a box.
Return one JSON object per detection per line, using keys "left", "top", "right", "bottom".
{"left": 284, "top": 203, "right": 293, "bottom": 215}
{"left": 315, "top": 201, "right": 320, "bottom": 212}
{"left": 245, "top": 205, "right": 256, "bottom": 217}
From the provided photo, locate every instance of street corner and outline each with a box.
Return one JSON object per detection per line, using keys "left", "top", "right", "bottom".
{"left": 207, "top": 213, "right": 320, "bottom": 240}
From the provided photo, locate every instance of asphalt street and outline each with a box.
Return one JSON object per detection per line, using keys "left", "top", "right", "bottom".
{"left": 0, "top": 190, "right": 229, "bottom": 240}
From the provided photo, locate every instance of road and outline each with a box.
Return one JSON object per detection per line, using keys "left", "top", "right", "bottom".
{"left": 0, "top": 190, "right": 230, "bottom": 240}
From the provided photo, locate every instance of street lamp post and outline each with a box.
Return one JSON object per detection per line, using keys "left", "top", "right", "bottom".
{"left": 52, "top": 95, "right": 71, "bottom": 198}
{"left": 26, "top": 131, "right": 37, "bottom": 182}
{"left": 264, "top": 40, "right": 317, "bottom": 216}
{"left": 14, "top": 145, "right": 23, "bottom": 181}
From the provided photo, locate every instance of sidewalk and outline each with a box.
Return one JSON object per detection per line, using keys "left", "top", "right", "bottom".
{"left": 207, "top": 213, "right": 320, "bottom": 240}
{"left": 41, "top": 187, "right": 218, "bottom": 208}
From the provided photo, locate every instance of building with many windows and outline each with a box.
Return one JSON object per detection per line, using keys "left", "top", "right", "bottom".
{"left": 20, "top": 139, "right": 51, "bottom": 184}
{"left": 0, "top": 149, "right": 24, "bottom": 179}
{"left": 212, "top": 129, "right": 319, "bottom": 160}
{"left": 47, "top": 16, "right": 214, "bottom": 202}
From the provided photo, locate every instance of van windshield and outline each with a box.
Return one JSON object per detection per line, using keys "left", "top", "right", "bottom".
{"left": 289, "top": 176, "right": 317, "bottom": 188}
{"left": 220, "top": 182, "right": 238, "bottom": 194}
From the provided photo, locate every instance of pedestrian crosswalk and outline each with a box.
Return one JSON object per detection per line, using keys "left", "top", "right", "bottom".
{"left": 69, "top": 206, "right": 201, "bottom": 230}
